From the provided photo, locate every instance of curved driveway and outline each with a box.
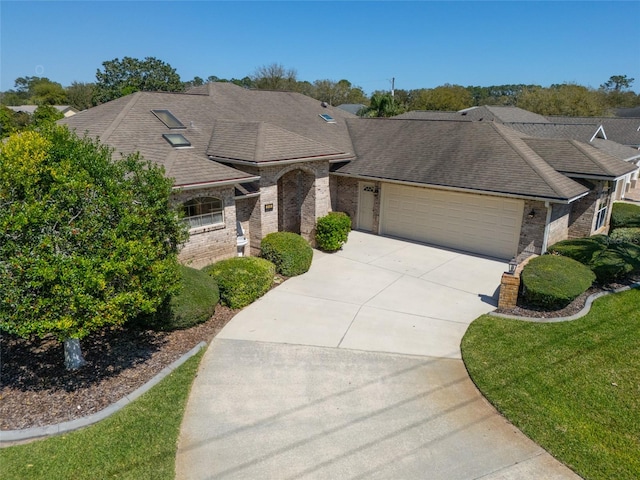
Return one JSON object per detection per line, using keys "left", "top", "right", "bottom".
{"left": 176, "top": 232, "right": 580, "bottom": 479}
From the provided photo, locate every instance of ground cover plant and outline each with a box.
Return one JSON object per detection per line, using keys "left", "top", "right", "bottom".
{"left": 462, "top": 288, "right": 640, "bottom": 480}
{"left": 520, "top": 255, "right": 595, "bottom": 309}
{"left": 0, "top": 350, "right": 203, "bottom": 480}
{"left": 610, "top": 227, "right": 640, "bottom": 244}
{"left": 260, "top": 231, "right": 313, "bottom": 276}
{"left": 203, "top": 257, "right": 275, "bottom": 309}
{"left": 315, "top": 211, "right": 351, "bottom": 251}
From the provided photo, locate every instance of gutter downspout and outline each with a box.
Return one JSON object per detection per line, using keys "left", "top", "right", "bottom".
{"left": 541, "top": 201, "right": 552, "bottom": 254}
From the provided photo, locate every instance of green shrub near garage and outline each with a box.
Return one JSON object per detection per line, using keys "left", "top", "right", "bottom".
{"left": 610, "top": 227, "right": 640, "bottom": 245}
{"left": 260, "top": 232, "right": 313, "bottom": 277}
{"left": 521, "top": 255, "right": 595, "bottom": 309}
{"left": 548, "top": 236, "right": 640, "bottom": 284}
{"left": 315, "top": 212, "right": 352, "bottom": 252}
{"left": 202, "top": 257, "right": 275, "bottom": 309}
{"left": 610, "top": 202, "right": 640, "bottom": 230}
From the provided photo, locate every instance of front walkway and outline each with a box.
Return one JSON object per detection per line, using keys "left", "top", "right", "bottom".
{"left": 176, "top": 233, "right": 580, "bottom": 479}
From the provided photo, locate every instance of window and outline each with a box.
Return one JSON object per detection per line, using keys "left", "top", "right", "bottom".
{"left": 183, "top": 197, "right": 224, "bottom": 229}
{"left": 595, "top": 203, "right": 607, "bottom": 230}
{"left": 152, "top": 109, "right": 185, "bottom": 129}
{"left": 163, "top": 133, "right": 191, "bottom": 147}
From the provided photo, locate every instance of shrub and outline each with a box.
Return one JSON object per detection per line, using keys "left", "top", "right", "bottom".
{"left": 610, "top": 202, "right": 640, "bottom": 230}
{"left": 202, "top": 257, "right": 275, "bottom": 309}
{"left": 315, "top": 212, "right": 352, "bottom": 252}
{"left": 260, "top": 232, "right": 313, "bottom": 277}
{"left": 521, "top": 255, "right": 595, "bottom": 309}
{"left": 548, "top": 236, "right": 640, "bottom": 284}
{"left": 610, "top": 227, "right": 640, "bottom": 245}
{"left": 548, "top": 236, "right": 609, "bottom": 265}
{"left": 133, "top": 265, "right": 219, "bottom": 331}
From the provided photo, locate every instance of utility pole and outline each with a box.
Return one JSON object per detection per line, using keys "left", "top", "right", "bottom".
{"left": 391, "top": 77, "right": 395, "bottom": 97}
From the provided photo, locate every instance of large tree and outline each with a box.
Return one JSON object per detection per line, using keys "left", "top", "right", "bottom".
{"left": 410, "top": 84, "right": 474, "bottom": 111}
{"left": 66, "top": 81, "right": 96, "bottom": 110}
{"left": 313, "top": 79, "right": 367, "bottom": 106}
{"left": 251, "top": 63, "right": 298, "bottom": 91}
{"left": 0, "top": 126, "right": 187, "bottom": 369}
{"left": 94, "top": 56, "right": 183, "bottom": 103}
{"left": 359, "top": 93, "right": 404, "bottom": 117}
{"left": 517, "top": 84, "right": 608, "bottom": 116}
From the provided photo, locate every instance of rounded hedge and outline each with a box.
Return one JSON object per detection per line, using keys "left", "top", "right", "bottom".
{"left": 548, "top": 236, "right": 640, "bottom": 284}
{"left": 610, "top": 227, "right": 640, "bottom": 245}
{"left": 135, "top": 265, "right": 220, "bottom": 331}
{"left": 521, "top": 255, "right": 595, "bottom": 309}
{"left": 316, "top": 212, "right": 352, "bottom": 252}
{"left": 260, "top": 232, "right": 313, "bottom": 277}
{"left": 611, "top": 202, "right": 640, "bottom": 230}
{"left": 202, "top": 257, "right": 275, "bottom": 309}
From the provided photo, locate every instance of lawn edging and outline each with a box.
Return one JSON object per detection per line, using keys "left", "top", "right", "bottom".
{"left": 0, "top": 341, "right": 207, "bottom": 445}
{"left": 490, "top": 281, "right": 640, "bottom": 323}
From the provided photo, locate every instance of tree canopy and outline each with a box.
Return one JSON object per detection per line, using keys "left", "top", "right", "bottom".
{"left": 0, "top": 126, "right": 187, "bottom": 368}
{"left": 94, "top": 56, "right": 183, "bottom": 103}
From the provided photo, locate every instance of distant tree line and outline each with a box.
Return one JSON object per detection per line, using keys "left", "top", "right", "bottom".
{"left": 1, "top": 56, "right": 638, "bottom": 127}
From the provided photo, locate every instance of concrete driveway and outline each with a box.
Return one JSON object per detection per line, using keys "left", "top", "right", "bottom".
{"left": 176, "top": 232, "right": 580, "bottom": 479}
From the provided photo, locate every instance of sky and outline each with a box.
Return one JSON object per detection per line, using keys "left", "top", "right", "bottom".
{"left": 1, "top": 1, "right": 639, "bottom": 94}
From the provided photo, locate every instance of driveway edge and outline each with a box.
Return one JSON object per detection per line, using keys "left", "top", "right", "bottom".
{"left": 0, "top": 341, "right": 207, "bottom": 446}
{"left": 489, "top": 282, "right": 639, "bottom": 323}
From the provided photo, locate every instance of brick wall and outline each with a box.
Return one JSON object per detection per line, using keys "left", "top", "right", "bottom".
{"left": 546, "top": 203, "right": 571, "bottom": 247}
{"left": 173, "top": 185, "right": 237, "bottom": 269}
{"left": 335, "top": 176, "right": 358, "bottom": 228}
{"left": 517, "top": 200, "right": 547, "bottom": 259}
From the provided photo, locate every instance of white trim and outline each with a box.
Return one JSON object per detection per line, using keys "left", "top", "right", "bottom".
{"left": 589, "top": 125, "right": 607, "bottom": 142}
{"left": 541, "top": 201, "right": 552, "bottom": 254}
{"left": 172, "top": 176, "right": 260, "bottom": 191}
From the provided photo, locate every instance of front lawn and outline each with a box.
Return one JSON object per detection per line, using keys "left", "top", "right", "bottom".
{"left": 0, "top": 350, "right": 203, "bottom": 480}
{"left": 462, "top": 288, "right": 640, "bottom": 480}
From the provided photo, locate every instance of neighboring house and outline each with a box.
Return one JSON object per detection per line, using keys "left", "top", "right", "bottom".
{"left": 399, "top": 106, "right": 640, "bottom": 200}
{"left": 8, "top": 105, "right": 79, "bottom": 117}
{"left": 337, "top": 104, "right": 366, "bottom": 115}
{"left": 59, "top": 85, "right": 637, "bottom": 266}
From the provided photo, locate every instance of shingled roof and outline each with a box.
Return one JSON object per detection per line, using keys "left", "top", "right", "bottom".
{"left": 545, "top": 116, "right": 640, "bottom": 147}
{"left": 337, "top": 119, "right": 589, "bottom": 202}
{"left": 60, "top": 83, "right": 355, "bottom": 187}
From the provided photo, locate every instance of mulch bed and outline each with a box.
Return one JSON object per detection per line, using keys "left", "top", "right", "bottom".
{"left": 0, "top": 306, "right": 237, "bottom": 431}
{"left": 496, "top": 276, "right": 639, "bottom": 319}
{"left": 2, "top": 274, "right": 637, "bottom": 432}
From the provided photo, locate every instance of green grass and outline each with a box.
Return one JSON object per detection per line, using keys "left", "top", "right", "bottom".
{"left": 0, "top": 350, "right": 203, "bottom": 480}
{"left": 462, "top": 289, "right": 640, "bottom": 480}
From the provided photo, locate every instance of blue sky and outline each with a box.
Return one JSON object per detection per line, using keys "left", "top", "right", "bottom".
{"left": 2, "top": 1, "right": 639, "bottom": 94}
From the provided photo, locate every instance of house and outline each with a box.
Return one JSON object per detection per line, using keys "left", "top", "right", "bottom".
{"left": 59, "top": 84, "right": 637, "bottom": 266}
{"left": 8, "top": 105, "right": 79, "bottom": 117}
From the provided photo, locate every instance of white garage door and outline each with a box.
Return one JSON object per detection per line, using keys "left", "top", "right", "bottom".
{"left": 381, "top": 184, "right": 524, "bottom": 259}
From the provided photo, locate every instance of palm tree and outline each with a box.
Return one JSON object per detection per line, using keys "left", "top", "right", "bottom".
{"left": 359, "top": 93, "right": 403, "bottom": 117}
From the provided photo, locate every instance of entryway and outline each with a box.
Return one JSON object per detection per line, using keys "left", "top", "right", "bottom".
{"left": 277, "top": 168, "right": 316, "bottom": 237}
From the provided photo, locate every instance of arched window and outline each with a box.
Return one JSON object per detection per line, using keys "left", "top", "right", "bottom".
{"left": 183, "top": 197, "right": 224, "bottom": 229}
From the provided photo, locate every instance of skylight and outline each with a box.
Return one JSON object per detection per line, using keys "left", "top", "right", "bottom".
{"left": 163, "top": 133, "right": 191, "bottom": 147}
{"left": 152, "top": 109, "right": 185, "bottom": 129}
{"left": 319, "top": 113, "right": 336, "bottom": 123}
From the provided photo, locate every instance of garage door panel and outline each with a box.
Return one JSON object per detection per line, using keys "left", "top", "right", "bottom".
{"left": 381, "top": 184, "right": 523, "bottom": 259}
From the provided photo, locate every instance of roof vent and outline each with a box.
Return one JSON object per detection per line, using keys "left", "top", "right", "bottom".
{"left": 321, "top": 101, "right": 329, "bottom": 108}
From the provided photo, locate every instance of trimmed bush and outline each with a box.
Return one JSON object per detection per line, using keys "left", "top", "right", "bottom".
{"left": 203, "top": 257, "right": 275, "bottom": 309}
{"left": 134, "top": 265, "right": 219, "bottom": 331}
{"left": 521, "top": 255, "right": 595, "bottom": 309}
{"left": 548, "top": 235, "right": 609, "bottom": 265}
{"left": 260, "top": 232, "right": 313, "bottom": 277}
{"left": 610, "top": 202, "right": 640, "bottom": 230}
{"left": 610, "top": 227, "right": 640, "bottom": 245}
{"left": 316, "top": 212, "right": 352, "bottom": 252}
{"left": 548, "top": 236, "right": 640, "bottom": 284}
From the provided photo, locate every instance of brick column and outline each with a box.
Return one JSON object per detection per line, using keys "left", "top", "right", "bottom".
{"left": 498, "top": 273, "right": 521, "bottom": 309}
